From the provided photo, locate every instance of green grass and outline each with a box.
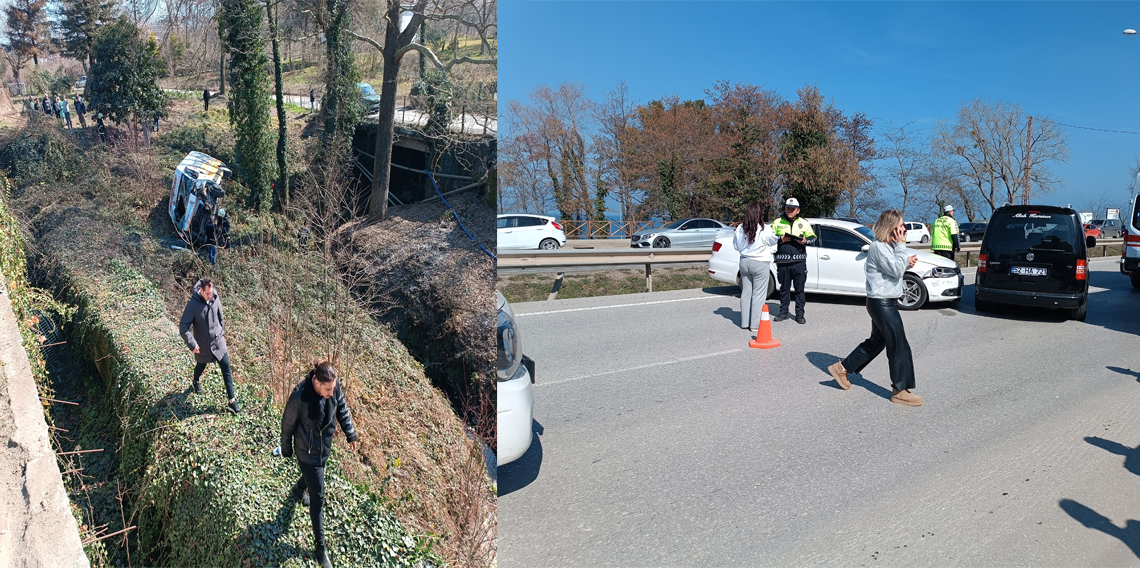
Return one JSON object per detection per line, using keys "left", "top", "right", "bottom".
{"left": 497, "top": 266, "right": 719, "bottom": 303}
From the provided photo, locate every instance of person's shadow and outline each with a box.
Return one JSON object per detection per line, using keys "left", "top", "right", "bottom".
{"left": 1085, "top": 436, "right": 1140, "bottom": 477}
{"left": 1059, "top": 499, "right": 1140, "bottom": 558}
{"left": 1107, "top": 366, "right": 1140, "bottom": 383}
{"left": 713, "top": 307, "right": 740, "bottom": 327}
{"left": 805, "top": 352, "right": 892, "bottom": 401}
{"left": 241, "top": 495, "right": 301, "bottom": 566}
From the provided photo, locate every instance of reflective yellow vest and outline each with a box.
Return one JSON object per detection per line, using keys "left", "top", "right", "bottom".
{"left": 931, "top": 215, "right": 959, "bottom": 251}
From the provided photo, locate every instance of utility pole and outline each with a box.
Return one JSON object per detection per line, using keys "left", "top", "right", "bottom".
{"left": 1022, "top": 115, "right": 1033, "bottom": 205}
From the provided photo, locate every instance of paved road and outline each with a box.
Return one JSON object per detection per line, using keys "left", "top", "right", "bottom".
{"left": 498, "top": 259, "right": 1140, "bottom": 566}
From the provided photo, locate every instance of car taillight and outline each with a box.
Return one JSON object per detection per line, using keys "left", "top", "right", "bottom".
{"left": 978, "top": 254, "right": 987, "bottom": 273}
{"left": 712, "top": 241, "right": 722, "bottom": 252}
{"left": 551, "top": 221, "right": 563, "bottom": 231}
{"left": 1076, "top": 259, "right": 1087, "bottom": 280}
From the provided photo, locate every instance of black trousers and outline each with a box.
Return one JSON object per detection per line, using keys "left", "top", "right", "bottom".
{"left": 841, "top": 298, "right": 916, "bottom": 392}
{"left": 294, "top": 461, "right": 326, "bottom": 548}
{"left": 777, "top": 263, "right": 807, "bottom": 317}
{"left": 193, "top": 352, "right": 235, "bottom": 400}
{"left": 933, "top": 249, "right": 954, "bottom": 261}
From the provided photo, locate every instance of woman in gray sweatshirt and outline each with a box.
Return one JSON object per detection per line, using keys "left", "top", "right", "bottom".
{"left": 827, "top": 209, "right": 924, "bottom": 406}
{"left": 733, "top": 202, "right": 780, "bottom": 331}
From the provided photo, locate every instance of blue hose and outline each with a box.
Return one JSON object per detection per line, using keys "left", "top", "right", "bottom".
{"left": 426, "top": 171, "right": 497, "bottom": 261}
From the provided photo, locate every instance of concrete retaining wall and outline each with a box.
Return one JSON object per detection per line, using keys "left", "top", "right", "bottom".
{"left": 0, "top": 275, "right": 87, "bottom": 568}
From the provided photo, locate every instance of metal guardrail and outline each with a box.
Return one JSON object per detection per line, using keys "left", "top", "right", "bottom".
{"left": 498, "top": 239, "right": 1126, "bottom": 292}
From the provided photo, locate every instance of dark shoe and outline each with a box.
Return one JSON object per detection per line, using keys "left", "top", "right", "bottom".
{"left": 795, "top": 316, "right": 806, "bottom": 324}
{"left": 828, "top": 362, "right": 850, "bottom": 390}
{"left": 227, "top": 400, "right": 241, "bottom": 415}
{"left": 314, "top": 544, "right": 332, "bottom": 568}
{"left": 291, "top": 483, "right": 310, "bottom": 507}
{"left": 773, "top": 313, "right": 790, "bottom": 322}
{"left": 891, "top": 389, "right": 924, "bottom": 407}
{"left": 191, "top": 381, "right": 201, "bottom": 395}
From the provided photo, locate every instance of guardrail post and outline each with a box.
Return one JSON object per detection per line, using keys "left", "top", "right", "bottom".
{"left": 965, "top": 251, "right": 971, "bottom": 267}
{"left": 645, "top": 263, "right": 653, "bottom": 293}
{"left": 1103, "top": 244, "right": 1107, "bottom": 257}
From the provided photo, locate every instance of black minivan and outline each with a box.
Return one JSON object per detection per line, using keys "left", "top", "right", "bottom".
{"left": 974, "top": 205, "right": 1093, "bottom": 321}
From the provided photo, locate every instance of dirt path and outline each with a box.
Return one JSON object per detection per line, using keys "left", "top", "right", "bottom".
{"left": 0, "top": 276, "right": 87, "bottom": 568}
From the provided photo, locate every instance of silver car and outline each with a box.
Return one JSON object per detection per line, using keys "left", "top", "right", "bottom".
{"left": 630, "top": 218, "right": 733, "bottom": 249}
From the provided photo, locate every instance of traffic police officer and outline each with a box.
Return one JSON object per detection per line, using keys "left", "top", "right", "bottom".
{"left": 772, "top": 198, "right": 816, "bottom": 324}
{"left": 931, "top": 204, "right": 960, "bottom": 261}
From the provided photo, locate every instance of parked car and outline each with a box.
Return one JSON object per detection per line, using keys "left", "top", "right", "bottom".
{"left": 958, "top": 222, "right": 988, "bottom": 242}
{"left": 707, "top": 218, "right": 963, "bottom": 310}
{"left": 74, "top": 75, "right": 86, "bottom": 89}
{"left": 903, "top": 222, "right": 930, "bottom": 244}
{"left": 497, "top": 290, "right": 534, "bottom": 466}
{"left": 497, "top": 214, "right": 567, "bottom": 250}
{"left": 1084, "top": 223, "right": 1101, "bottom": 240}
{"left": 630, "top": 218, "right": 734, "bottom": 249}
{"left": 1088, "top": 218, "right": 1122, "bottom": 238}
{"left": 974, "top": 205, "right": 1092, "bottom": 321}
{"left": 358, "top": 82, "right": 382, "bottom": 114}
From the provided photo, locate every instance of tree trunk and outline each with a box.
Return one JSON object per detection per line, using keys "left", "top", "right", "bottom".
{"left": 369, "top": 49, "right": 400, "bottom": 222}
{"left": 219, "top": 52, "right": 226, "bottom": 94}
{"left": 266, "top": 0, "right": 289, "bottom": 209}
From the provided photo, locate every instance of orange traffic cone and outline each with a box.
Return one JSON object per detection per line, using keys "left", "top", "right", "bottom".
{"left": 749, "top": 304, "right": 780, "bottom": 349}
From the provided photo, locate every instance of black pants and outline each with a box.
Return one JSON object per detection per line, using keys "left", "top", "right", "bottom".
{"left": 842, "top": 298, "right": 916, "bottom": 392}
{"left": 777, "top": 263, "right": 807, "bottom": 317}
{"left": 193, "top": 352, "right": 235, "bottom": 400}
{"left": 933, "top": 249, "right": 954, "bottom": 261}
{"left": 294, "top": 461, "right": 326, "bottom": 548}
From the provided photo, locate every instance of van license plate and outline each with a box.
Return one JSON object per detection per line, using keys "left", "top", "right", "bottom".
{"left": 1011, "top": 266, "right": 1047, "bottom": 277}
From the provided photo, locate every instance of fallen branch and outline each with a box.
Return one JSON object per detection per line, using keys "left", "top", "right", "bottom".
{"left": 41, "top": 397, "right": 80, "bottom": 406}
{"left": 37, "top": 341, "right": 66, "bottom": 349}
{"left": 81, "top": 525, "right": 136, "bottom": 545}
{"left": 56, "top": 448, "right": 103, "bottom": 456}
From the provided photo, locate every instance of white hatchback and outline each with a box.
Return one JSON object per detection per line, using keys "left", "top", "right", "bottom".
{"left": 905, "top": 222, "right": 931, "bottom": 244}
{"left": 707, "top": 218, "right": 963, "bottom": 310}
{"left": 497, "top": 214, "right": 567, "bottom": 250}
{"left": 497, "top": 290, "right": 534, "bottom": 466}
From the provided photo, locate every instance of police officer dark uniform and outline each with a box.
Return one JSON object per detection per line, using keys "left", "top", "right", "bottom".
{"left": 771, "top": 198, "right": 816, "bottom": 324}
{"left": 931, "top": 204, "right": 960, "bottom": 261}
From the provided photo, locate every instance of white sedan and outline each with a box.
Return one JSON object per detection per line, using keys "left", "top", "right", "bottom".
{"left": 497, "top": 290, "right": 534, "bottom": 466}
{"left": 905, "top": 222, "right": 931, "bottom": 244}
{"left": 497, "top": 214, "right": 567, "bottom": 250}
{"left": 707, "top": 218, "right": 963, "bottom": 310}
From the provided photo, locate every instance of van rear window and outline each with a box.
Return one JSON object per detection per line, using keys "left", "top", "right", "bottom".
{"left": 987, "top": 212, "right": 1075, "bottom": 252}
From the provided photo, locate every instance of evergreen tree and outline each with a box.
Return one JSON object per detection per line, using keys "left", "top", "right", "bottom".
{"left": 56, "top": 0, "right": 116, "bottom": 71}
{"left": 217, "top": 0, "right": 273, "bottom": 211}
{"left": 85, "top": 17, "right": 168, "bottom": 149}
{"left": 3, "top": 0, "right": 50, "bottom": 67}
{"left": 319, "top": 0, "right": 361, "bottom": 161}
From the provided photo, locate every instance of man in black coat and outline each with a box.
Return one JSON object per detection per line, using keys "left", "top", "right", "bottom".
{"left": 178, "top": 277, "right": 240, "bottom": 414}
{"left": 280, "top": 362, "right": 358, "bottom": 568}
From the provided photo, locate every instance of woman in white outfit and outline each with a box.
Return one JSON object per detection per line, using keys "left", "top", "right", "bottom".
{"left": 734, "top": 202, "right": 780, "bottom": 331}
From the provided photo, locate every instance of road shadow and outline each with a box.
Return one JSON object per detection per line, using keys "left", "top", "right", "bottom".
{"left": 498, "top": 419, "right": 544, "bottom": 497}
{"left": 1107, "top": 366, "right": 1140, "bottom": 382}
{"left": 713, "top": 306, "right": 740, "bottom": 327}
{"left": 1085, "top": 436, "right": 1140, "bottom": 477}
{"left": 241, "top": 494, "right": 302, "bottom": 565}
{"left": 806, "top": 352, "right": 892, "bottom": 400}
{"left": 963, "top": 284, "right": 1073, "bottom": 323}
{"left": 1059, "top": 498, "right": 1140, "bottom": 558}
{"left": 701, "top": 285, "right": 741, "bottom": 297}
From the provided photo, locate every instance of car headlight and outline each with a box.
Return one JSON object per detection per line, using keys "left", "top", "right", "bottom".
{"left": 930, "top": 266, "right": 959, "bottom": 278}
{"left": 497, "top": 300, "right": 522, "bottom": 382}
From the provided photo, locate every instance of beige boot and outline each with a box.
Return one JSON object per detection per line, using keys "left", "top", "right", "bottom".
{"left": 891, "top": 389, "right": 923, "bottom": 407}
{"left": 828, "top": 362, "right": 850, "bottom": 390}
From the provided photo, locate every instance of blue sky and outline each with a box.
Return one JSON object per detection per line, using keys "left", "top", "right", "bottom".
{"left": 500, "top": 1, "right": 1140, "bottom": 219}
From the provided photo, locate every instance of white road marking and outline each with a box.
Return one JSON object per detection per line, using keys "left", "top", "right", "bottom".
{"left": 516, "top": 294, "right": 725, "bottom": 317}
{"left": 537, "top": 349, "right": 744, "bottom": 387}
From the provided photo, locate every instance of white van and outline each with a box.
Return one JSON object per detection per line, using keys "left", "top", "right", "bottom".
{"left": 1119, "top": 173, "right": 1140, "bottom": 287}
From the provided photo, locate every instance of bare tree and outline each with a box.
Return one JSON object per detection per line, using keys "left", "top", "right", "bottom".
{"left": 594, "top": 81, "right": 643, "bottom": 222}
{"left": 880, "top": 121, "right": 928, "bottom": 218}
{"left": 348, "top": 0, "right": 496, "bottom": 222}
{"left": 930, "top": 98, "right": 1070, "bottom": 215}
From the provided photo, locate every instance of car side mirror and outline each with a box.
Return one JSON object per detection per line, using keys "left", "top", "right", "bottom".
{"left": 861, "top": 244, "right": 870, "bottom": 253}
{"left": 1087, "top": 235, "right": 1096, "bottom": 248}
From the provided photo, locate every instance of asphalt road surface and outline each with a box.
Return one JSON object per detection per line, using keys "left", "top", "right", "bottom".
{"left": 498, "top": 258, "right": 1140, "bottom": 566}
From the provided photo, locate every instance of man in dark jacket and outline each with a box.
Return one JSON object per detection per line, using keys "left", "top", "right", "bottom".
{"left": 203, "top": 89, "right": 210, "bottom": 111}
{"left": 178, "top": 277, "right": 240, "bottom": 414}
{"left": 280, "top": 362, "right": 358, "bottom": 568}
{"left": 74, "top": 95, "right": 87, "bottom": 129}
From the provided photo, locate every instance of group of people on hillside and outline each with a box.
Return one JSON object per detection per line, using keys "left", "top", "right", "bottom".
{"left": 26, "top": 93, "right": 107, "bottom": 140}
{"left": 179, "top": 277, "right": 354, "bottom": 568}
{"left": 732, "top": 198, "right": 963, "bottom": 408}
